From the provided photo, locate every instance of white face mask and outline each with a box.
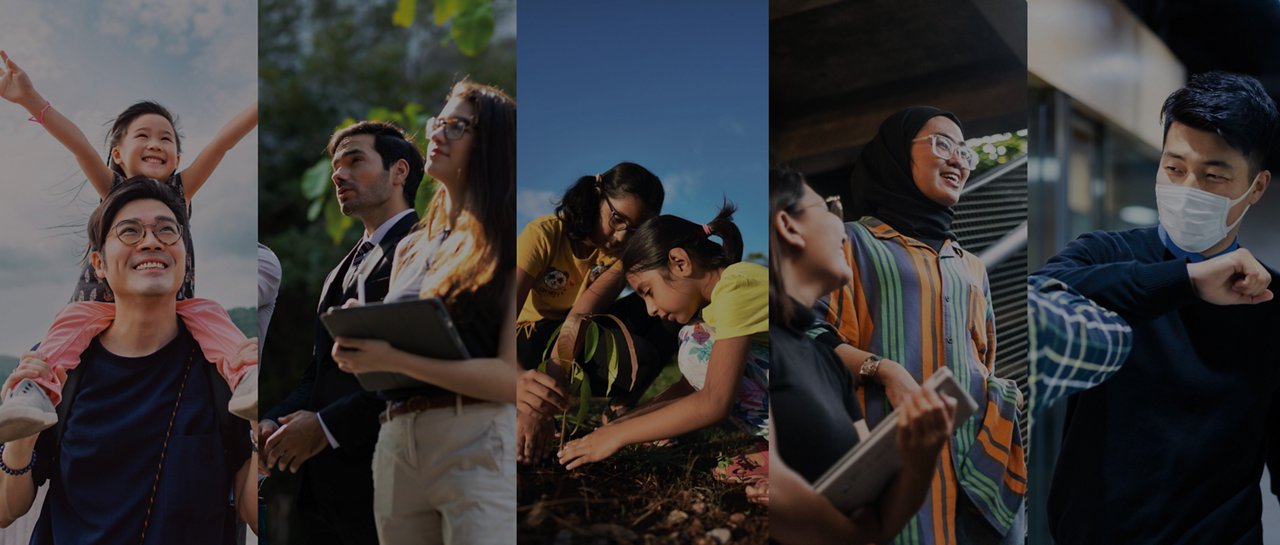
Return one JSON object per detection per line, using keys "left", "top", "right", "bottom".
{"left": 1155, "top": 177, "right": 1258, "bottom": 253}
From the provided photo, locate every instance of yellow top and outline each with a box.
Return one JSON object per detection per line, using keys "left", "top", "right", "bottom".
{"left": 701, "top": 261, "right": 769, "bottom": 346}
{"left": 516, "top": 214, "right": 620, "bottom": 324}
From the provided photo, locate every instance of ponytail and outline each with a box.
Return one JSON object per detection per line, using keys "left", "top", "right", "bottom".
{"left": 621, "top": 199, "right": 742, "bottom": 274}
{"left": 555, "top": 161, "right": 665, "bottom": 243}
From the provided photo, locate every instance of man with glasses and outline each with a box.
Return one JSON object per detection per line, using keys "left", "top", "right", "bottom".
{"left": 259, "top": 120, "right": 421, "bottom": 544}
{"left": 0, "top": 179, "right": 256, "bottom": 543}
{"left": 1037, "top": 72, "right": 1279, "bottom": 543}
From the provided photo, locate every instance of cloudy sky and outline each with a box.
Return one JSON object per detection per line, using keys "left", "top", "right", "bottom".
{"left": 517, "top": 0, "right": 768, "bottom": 258}
{"left": 0, "top": 0, "right": 257, "bottom": 353}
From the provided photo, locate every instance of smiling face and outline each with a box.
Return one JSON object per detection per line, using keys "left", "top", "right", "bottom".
{"left": 91, "top": 198, "right": 186, "bottom": 300}
{"left": 111, "top": 113, "right": 181, "bottom": 180}
{"left": 782, "top": 185, "right": 852, "bottom": 294}
{"left": 1158, "top": 120, "right": 1268, "bottom": 229}
{"left": 594, "top": 193, "right": 648, "bottom": 256}
{"left": 909, "top": 116, "right": 970, "bottom": 207}
{"left": 425, "top": 96, "right": 477, "bottom": 187}
{"left": 330, "top": 133, "right": 398, "bottom": 219}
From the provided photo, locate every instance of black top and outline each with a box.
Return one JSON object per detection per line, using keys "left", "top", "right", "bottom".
{"left": 379, "top": 230, "right": 508, "bottom": 402}
{"left": 771, "top": 299, "right": 864, "bottom": 483}
{"left": 1039, "top": 227, "right": 1280, "bottom": 545}
{"left": 31, "top": 325, "right": 249, "bottom": 544}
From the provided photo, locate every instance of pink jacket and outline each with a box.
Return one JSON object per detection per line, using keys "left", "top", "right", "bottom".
{"left": 27, "top": 299, "right": 256, "bottom": 406}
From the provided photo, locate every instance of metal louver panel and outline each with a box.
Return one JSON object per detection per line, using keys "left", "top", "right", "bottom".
{"left": 952, "top": 156, "right": 1029, "bottom": 442}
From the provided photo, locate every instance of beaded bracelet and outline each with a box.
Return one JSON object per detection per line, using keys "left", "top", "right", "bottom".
{"left": 26, "top": 101, "right": 50, "bottom": 125}
{"left": 0, "top": 443, "right": 36, "bottom": 476}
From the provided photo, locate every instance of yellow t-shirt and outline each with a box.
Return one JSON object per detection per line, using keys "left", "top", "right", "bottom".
{"left": 701, "top": 261, "right": 769, "bottom": 346}
{"left": 516, "top": 214, "right": 619, "bottom": 324}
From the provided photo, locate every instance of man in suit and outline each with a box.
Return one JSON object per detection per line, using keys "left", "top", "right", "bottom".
{"left": 260, "top": 121, "right": 423, "bottom": 544}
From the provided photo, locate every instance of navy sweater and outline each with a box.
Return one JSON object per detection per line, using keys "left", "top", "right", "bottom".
{"left": 1038, "top": 227, "right": 1280, "bottom": 545}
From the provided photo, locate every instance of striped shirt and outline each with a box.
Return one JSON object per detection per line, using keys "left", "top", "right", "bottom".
{"left": 1027, "top": 275, "right": 1132, "bottom": 424}
{"left": 819, "top": 217, "right": 1026, "bottom": 545}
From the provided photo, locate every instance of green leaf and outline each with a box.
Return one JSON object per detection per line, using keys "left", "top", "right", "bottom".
{"left": 573, "top": 377, "right": 592, "bottom": 433}
{"left": 323, "top": 197, "right": 353, "bottom": 245}
{"left": 415, "top": 178, "right": 436, "bottom": 216}
{"left": 603, "top": 330, "right": 617, "bottom": 397}
{"left": 306, "top": 197, "right": 324, "bottom": 221}
{"left": 433, "top": 0, "right": 461, "bottom": 25}
{"left": 300, "top": 159, "right": 332, "bottom": 199}
{"left": 541, "top": 323, "right": 564, "bottom": 366}
{"left": 403, "top": 102, "right": 424, "bottom": 123}
{"left": 450, "top": 1, "right": 493, "bottom": 57}
{"left": 582, "top": 322, "right": 599, "bottom": 362}
{"left": 392, "top": 0, "right": 416, "bottom": 28}
{"left": 367, "top": 107, "right": 392, "bottom": 121}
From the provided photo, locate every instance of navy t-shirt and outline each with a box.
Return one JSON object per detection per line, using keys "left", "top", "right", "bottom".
{"left": 29, "top": 325, "right": 251, "bottom": 545}
{"left": 1040, "top": 227, "right": 1280, "bottom": 544}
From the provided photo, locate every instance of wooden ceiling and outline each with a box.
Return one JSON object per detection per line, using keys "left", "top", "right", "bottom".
{"left": 770, "top": 0, "right": 1028, "bottom": 174}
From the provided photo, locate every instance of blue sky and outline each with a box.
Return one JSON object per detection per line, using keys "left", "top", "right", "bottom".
{"left": 0, "top": 0, "right": 256, "bottom": 352}
{"left": 517, "top": 0, "right": 768, "bottom": 259}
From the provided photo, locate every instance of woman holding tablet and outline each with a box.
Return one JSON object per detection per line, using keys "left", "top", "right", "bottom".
{"left": 770, "top": 167, "right": 954, "bottom": 544}
{"left": 329, "top": 79, "right": 518, "bottom": 544}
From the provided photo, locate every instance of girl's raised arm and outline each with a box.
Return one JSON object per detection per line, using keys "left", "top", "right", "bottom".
{"left": 0, "top": 51, "right": 114, "bottom": 196}
{"left": 181, "top": 100, "right": 258, "bottom": 199}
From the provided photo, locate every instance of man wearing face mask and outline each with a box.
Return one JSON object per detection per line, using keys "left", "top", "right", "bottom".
{"left": 1038, "top": 72, "right": 1279, "bottom": 544}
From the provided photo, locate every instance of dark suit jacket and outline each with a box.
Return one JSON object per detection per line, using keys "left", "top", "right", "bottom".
{"left": 264, "top": 210, "right": 417, "bottom": 544}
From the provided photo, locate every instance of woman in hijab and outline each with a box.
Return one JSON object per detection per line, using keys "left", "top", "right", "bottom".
{"left": 819, "top": 106, "right": 1027, "bottom": 545}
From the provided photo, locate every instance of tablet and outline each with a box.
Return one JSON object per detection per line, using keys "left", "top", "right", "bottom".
{"left": 812, "top": 367, "right": 981, "bottom": 513}
{"left": 319, "top": 298, "right": 470, "bottom": 392}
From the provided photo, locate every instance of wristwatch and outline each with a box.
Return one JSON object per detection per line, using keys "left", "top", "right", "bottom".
{"left": 858, "top": 354, "right": 883, "bottom": 380}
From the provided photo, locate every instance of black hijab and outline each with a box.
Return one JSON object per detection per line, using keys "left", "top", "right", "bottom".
{"left": 848, "top": 106, "right": 962, "bottom": 248}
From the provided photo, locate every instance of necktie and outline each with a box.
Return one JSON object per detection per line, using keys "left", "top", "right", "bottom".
{"left": 343, "top": 240, "right": 376, "bottom": 291}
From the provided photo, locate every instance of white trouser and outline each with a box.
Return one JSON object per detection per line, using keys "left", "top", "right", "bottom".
{"left": 372, "top": 401, "right": 516, "bottom": 545}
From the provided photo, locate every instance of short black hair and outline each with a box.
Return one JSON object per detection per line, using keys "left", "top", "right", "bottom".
{"left": 327, "top": 121, "right": 425, "bottom": 205}
{"left": 87, "top": 177, "right": 188, "bottom": 254}
{"left": 1161, "top": 71, "right": 1279, "bottom": 173}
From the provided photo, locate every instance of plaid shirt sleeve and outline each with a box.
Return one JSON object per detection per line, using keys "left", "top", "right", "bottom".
{"left": 1028, "top": 274, "right": 1133, "bottom": 417}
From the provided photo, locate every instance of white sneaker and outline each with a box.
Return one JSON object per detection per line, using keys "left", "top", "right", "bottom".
{"left": 0, "top": 379, "right": 57, "bottom": 443}
{"left": 228, "top": 366, "right": 257, "bottom": 422}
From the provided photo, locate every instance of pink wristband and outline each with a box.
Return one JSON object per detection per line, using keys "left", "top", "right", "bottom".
{"left": 27, "top": 101, "right": 50, "bottom": 125}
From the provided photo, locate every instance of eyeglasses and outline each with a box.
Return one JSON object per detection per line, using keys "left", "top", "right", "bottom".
{"left": 427, "top": 116, "right": 476, "bottom": 141}
{"left": 112, "top": 218, "right": 182, "bottom": 246}
{"left": 796, "top": 194, "right": 844, "bottom": 218}
{"left": 602, "top": 197, "right": 634, "bottom": 232}
{"left": 912, "top": 134, "right": 978, "bottom": 170}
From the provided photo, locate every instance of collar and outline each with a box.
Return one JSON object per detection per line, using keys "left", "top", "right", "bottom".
{"left": 362, "top": 208, "right": 415, "bottom": 247}
{"left": 1157, "top": 224, "right": 1239, "bottom": 263}
{"left": 859, "top": 217, "right": 963, "bottom": 259}
{"left": 786, "top": 297, "right": 820, "bottom": 330}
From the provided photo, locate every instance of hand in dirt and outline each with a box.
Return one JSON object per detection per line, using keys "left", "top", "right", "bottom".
{"left": 745, "top": 477, "right": 769, "bottom": 507}
{"left": 559, "top": 427, "right": 624, "bottom": 470}
{"left": 516, "top": 409, "right": 556, "bottom": 464}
